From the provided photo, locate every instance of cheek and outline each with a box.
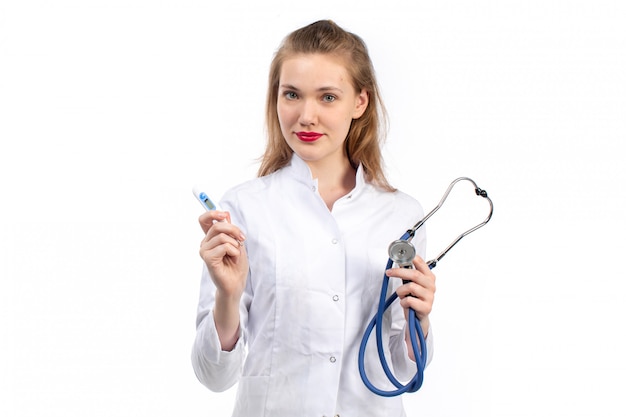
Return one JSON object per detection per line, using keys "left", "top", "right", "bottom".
{"left": 331, "top": 111, "right": 354, "bottom": 136}
{"left": 276, "top": 103, "right": 294, "bottom": 130}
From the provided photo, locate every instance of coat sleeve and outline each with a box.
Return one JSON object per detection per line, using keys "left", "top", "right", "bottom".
{"left": 190, "top": 264, "right": 248, "bottom": 392}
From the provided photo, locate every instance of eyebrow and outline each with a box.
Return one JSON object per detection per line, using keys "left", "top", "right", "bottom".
{"left": 279, "top": 84, "right": 344, "bottom": 93}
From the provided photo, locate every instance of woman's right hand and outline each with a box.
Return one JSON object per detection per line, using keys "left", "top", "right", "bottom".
{"left": 198, "top": 210, "right": 249, "bottom": 300}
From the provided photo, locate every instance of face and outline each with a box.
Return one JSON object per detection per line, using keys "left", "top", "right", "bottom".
{"left": 276, "top": 53, "right": 369, "bottom": 171}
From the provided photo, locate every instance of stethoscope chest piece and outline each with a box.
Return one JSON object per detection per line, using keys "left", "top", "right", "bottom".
{"left": 388, "top": 240, "right": 416, "bottom": 268}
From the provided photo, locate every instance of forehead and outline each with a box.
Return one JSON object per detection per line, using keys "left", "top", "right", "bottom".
{"left": 279, "top": 53, "right": 354, "bottom": 89}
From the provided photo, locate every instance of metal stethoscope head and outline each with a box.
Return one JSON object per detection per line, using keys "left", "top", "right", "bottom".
{"left": 388, "top": 177, "right": 494, "bottom": 269}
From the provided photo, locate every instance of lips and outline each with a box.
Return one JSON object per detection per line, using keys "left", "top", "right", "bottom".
{"left": 296, "top": 131, "right": 323, "bottom": 142}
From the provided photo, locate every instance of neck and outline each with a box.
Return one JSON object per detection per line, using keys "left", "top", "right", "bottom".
{"left": 306, "top": 156, "right": 356, "bottom": 211}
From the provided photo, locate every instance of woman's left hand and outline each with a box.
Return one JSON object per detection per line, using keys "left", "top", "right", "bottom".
{"left": 386, "top": 255, "right": 436, "bottom": 336}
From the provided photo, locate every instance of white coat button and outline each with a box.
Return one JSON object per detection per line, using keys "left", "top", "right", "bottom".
{"left": 329, "top": 356, "right": 336, "bottom": 363}
{"left": 331, "top": 238, "right": 338, "bottom": 244}
{"left": 332, "top": 295, "right": 339, "bottom": 301}
{"left": 312, "top": 185, "right": 317, "bottom": 192}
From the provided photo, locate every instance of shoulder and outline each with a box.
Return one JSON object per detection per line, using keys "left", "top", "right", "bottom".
{"left": 222, "top": 176, "right": 270, "bottom": 203}
{"left": 393, "top": 188, "right": 424, "bottom": 212}
{"left": 390, "top": 189, "right": 425, "bottom": 226}
{"left": 218, "top": 170, "right": 285, "bottom": 224}
{"left": 368, "top": 184, "right": 425, "bottom": 220}
{"left": 219, "top": 174, "right": 274, "bottom": 210}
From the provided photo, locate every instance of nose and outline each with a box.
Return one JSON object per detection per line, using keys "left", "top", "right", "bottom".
{"left": 298, "top": 99, "right": 318, "bottom": 126}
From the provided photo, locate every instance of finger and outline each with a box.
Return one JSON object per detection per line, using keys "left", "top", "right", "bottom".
{"left": 199, "top": 237, "right": 244, "bottom": 266}
{"left": 411, "top": 255, "right": 432, "bottom": 275}
{"left": 212, "top": 240, "right": 245, "bottom": 259}
{"left": 385, "top": 266, "right": 416, "bottom": 281}
{"left": 399, "top": 295, "right": 433, "bottom": 318}
{"left": 203, "top": 220, "right": 246, "bottom": 243}
{"left": 386, "top": 267, "right": 430, "bottom": 287}
{"left": 198, "top": 210, "right": 231, "bottom": 234}
{"left": 396, "top": 280, "right": 435, "bottom": 316}
{"left": 396, "top": 281, "right": 434, "bottom": 301}
{"left": 388, "top": 269, "right": 436, "bottom": 305}
{"left": 201, "top": 229, "right": 243, "bottom": 251}
{"left": 387, "top": 261, "right": 435, "bottom": 286}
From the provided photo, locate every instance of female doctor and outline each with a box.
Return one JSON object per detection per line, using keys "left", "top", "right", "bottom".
{"left": 192, "top": 20, "right": 436, "bottom": 417}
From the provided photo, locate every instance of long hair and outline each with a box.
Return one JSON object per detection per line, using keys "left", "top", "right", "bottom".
{"left": 258, "top": 20, "right": 395, "bottom": 191}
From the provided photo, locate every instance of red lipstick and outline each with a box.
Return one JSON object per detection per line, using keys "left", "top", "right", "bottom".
{"left": 296, "top": 131, "right": 323, "bottom": 142}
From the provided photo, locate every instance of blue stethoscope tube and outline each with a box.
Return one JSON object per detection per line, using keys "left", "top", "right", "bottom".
{"left": 358, "top": 177, "right": 493, "bottom": 397}
{"left": 358, "top": 230, "right": 430, "bottom": 396}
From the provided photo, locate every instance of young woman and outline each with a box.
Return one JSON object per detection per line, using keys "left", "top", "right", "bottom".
{"left": 192, "top": 20, "right": 436, "bottom": 417}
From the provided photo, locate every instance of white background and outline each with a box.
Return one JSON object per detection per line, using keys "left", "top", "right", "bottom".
{"left": 1, "top": 1, "right": 625, "bottom": 416}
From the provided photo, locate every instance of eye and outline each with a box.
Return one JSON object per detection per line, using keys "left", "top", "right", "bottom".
{"left": 322, "top": 94, "right": 336, "bottom": 103}
{"left": 284, "top": 91, "right": 298, "bottom": 100}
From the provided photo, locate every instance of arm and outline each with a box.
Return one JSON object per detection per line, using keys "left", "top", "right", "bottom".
{"left": 191, "top": 293, "right": 245, "bottom": 392}
{"left": 191, "top": 210, "right": 250, "bottom": 391}
{"left": 198, "top": 210, "right": 248, "bottom": 349}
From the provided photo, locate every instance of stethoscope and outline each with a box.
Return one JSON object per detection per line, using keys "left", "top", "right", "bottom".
{"left": 358, "top": 177, "right": 494, "bottom": 396}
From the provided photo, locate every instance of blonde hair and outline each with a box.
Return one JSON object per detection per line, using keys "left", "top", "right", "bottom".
{"left": 258, "top": 20, "right": 395, "bottom": 191}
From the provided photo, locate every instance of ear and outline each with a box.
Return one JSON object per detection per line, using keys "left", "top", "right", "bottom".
{"left": 352, "top": 88, "right": 369, "bottom": 119}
